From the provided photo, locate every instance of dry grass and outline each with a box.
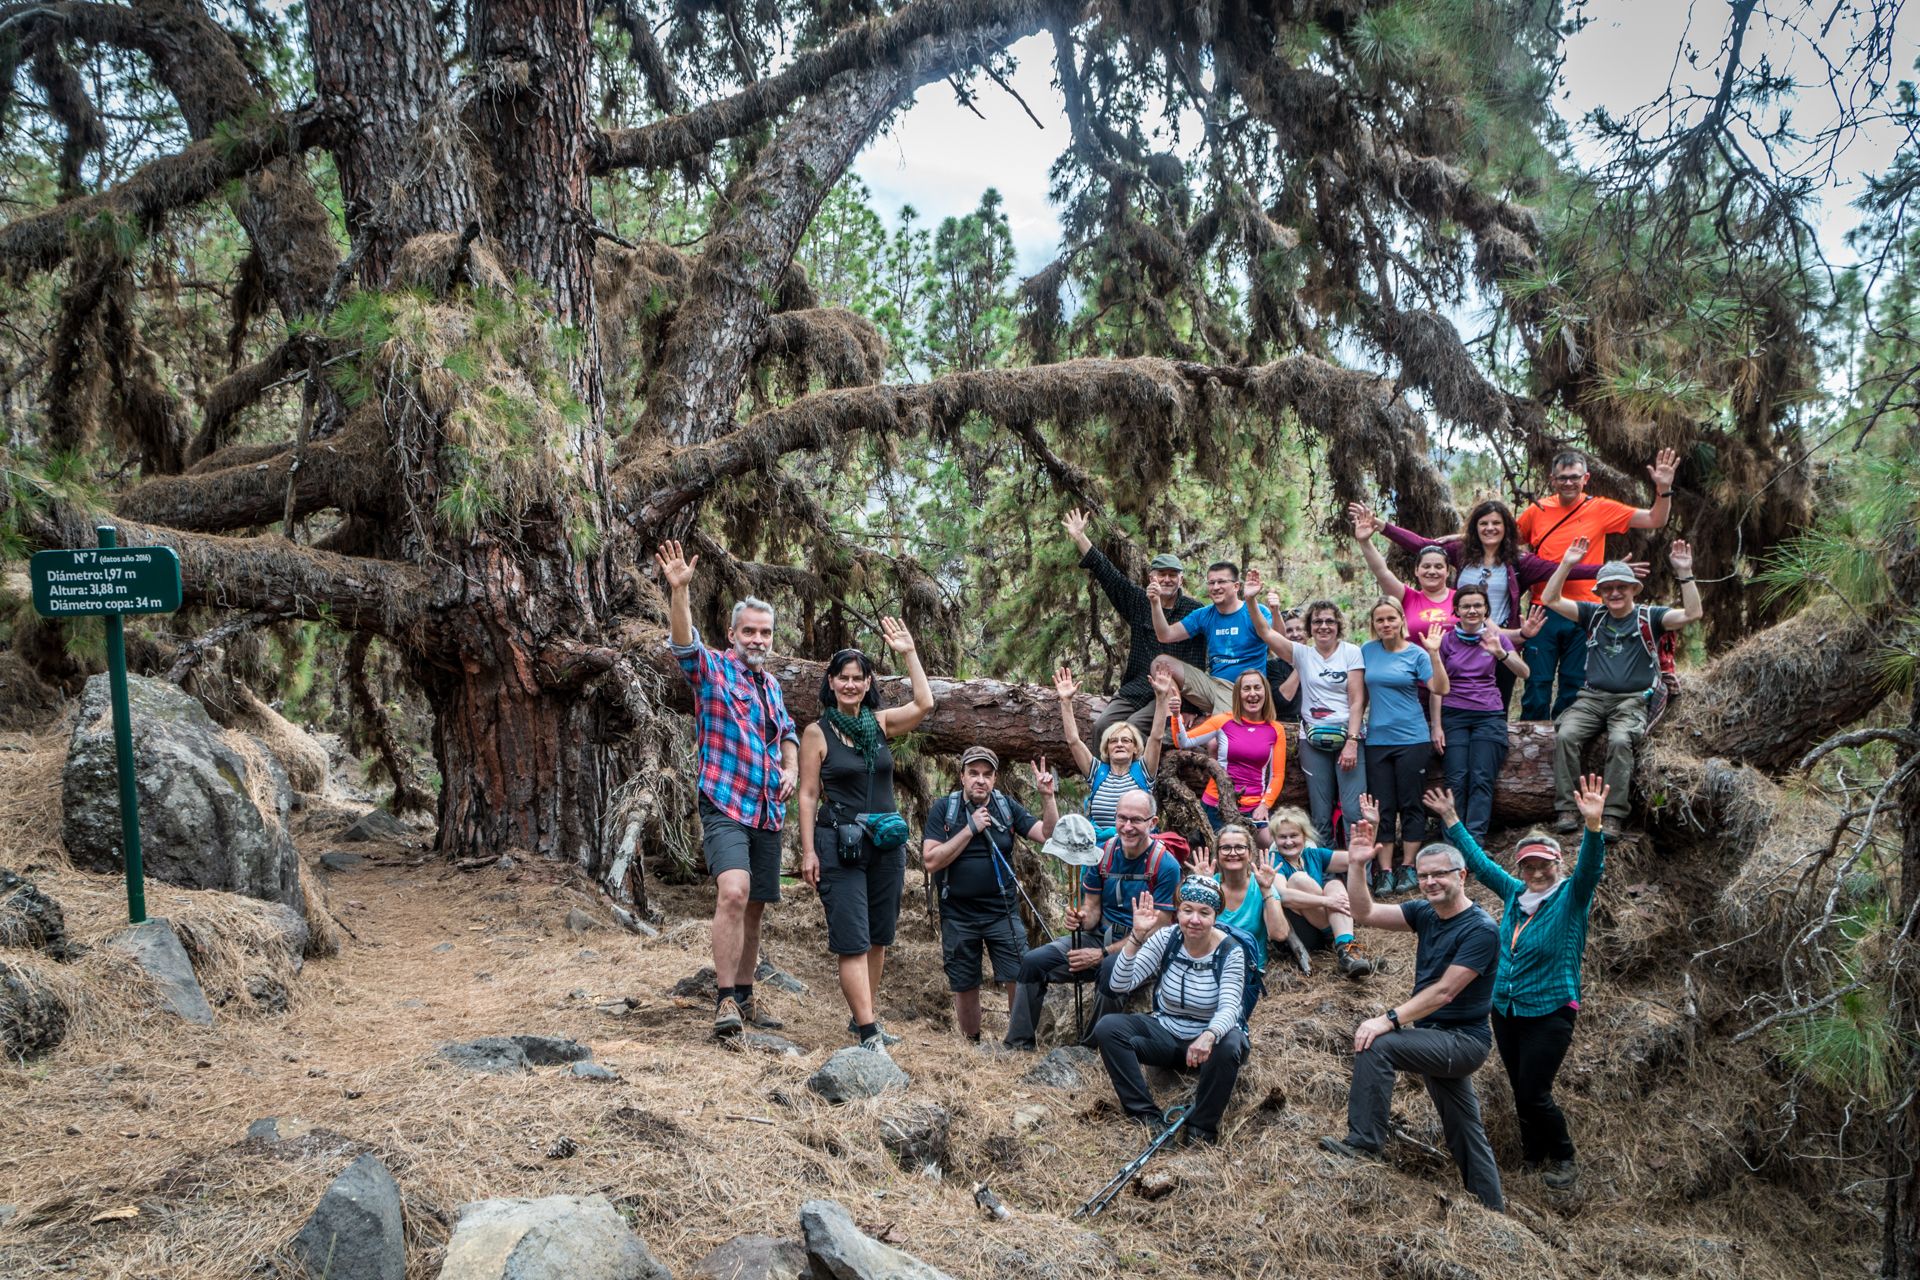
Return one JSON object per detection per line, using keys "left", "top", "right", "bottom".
{"left": 0, "top": 731, "right": 1881, "bottom": 1279}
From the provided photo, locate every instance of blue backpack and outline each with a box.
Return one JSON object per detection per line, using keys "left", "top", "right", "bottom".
{"left": 1154, "top": 922, "right": 1266, "bottom": 1031}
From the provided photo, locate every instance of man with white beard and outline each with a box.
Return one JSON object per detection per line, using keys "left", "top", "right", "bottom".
{"left": 659, "top": 540, "right": 800, "bottom": 1038}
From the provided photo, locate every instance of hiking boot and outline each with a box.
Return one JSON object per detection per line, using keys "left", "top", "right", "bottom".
{"left": 858, "top": 1032, "right": 894, "bottom": 1059}
{"left": 1318, "top": 1135, "right": 1382, "bottom": 1163}
{"left": 1394, "top": 866, "right": 1419, "bottom": 894}
{"left": 848, "top": 1019, "right": 901, "bottom": 1046}
{"left": 1370, "top": 867, "right": 1394, "bottom": 897}
{"left": 1554, "top": 813, "right": 1580, "bottom": 834}
{"left": 1183, "top": 1126, "right": 1219, "bottom": 1147}
{"left": 1543, "top": 1158, "right": 1578, "bottom": 1191}
{"left": 740, "top": 997, "right": 783, "bottom": 1030}
{"left": 1601, "top": 820, "right": 1626, "bottom": 840}
{"left": 1335, "top": 940, "right": 1376, "bottom": 978}
{"left": 713, "top": 996, "right": 744, "bottom": 1038}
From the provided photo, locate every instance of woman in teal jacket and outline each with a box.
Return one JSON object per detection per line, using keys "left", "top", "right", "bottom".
{"left": 1422, "top": 774, "right": 1608, "bottom": 1192}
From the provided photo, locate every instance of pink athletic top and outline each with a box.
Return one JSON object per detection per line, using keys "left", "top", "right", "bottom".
{"left": 1171, "top": 711, "right": 1287, "bottom": 812}
{"left": 1403, "top": 586, "right": 1457, "bottom": 640}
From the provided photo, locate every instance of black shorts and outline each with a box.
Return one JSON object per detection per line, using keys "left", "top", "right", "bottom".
{"left": 700, "top": 795, "right": 783, "bottom": 903}
{"left": 1283, "top": 907, "right": 1334, "bottom": 954}
{"left": 939, "top": 899, "right": 1025, "bottom": 993}
{"left": 814, "top": 823, "right": 905, "bottom": 955}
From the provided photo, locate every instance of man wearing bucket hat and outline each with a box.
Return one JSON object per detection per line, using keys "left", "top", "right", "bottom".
{"left": 1540, "top": 536, "right": 1701, "bottom": 837}
{"left": 1062, "top": 510, "right": 1229, "bottom": 743}
{"left": 923, "top": 745, "right": 1059, "bottom": 1043}
{"left": 1005, "top": 788, "right": 1182, "bottom": 1051}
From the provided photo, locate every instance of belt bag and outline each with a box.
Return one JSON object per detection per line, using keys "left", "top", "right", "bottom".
{"left": 855, "top": 810, "right": 910, "bottom": 850}
{"left": 832, "top": 821, "right": 869, "bottom": 867}
{"left": 1305, "top": 725, "right": 1349, "bottom": 753}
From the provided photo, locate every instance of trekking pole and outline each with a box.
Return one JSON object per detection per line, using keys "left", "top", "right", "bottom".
{"left": 1071, "top": 923, "right": 1085, "bottom": 1040}
{"left": 1074, "top": 1099, "right": 1194, "bottom": 1219}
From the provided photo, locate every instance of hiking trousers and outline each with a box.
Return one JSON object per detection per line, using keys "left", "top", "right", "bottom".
{"left": 1092, "top": 1012, "right": 1248, "bottom": 1138}
{"left": 1005, "top": 937, "right": 1123, "bottom": 1049}
{"left": 1492, "top": 1007, "right": 1578, "bottom": 1164}
{"left": 1344, "top": 1025, "right": 1503, "bottom": 1211}
{"left": 1521, "top": 607, "right": 1586, "bottom": 721}
{"left": 1552, "top": 688, "right": 1645, "bottom": 820}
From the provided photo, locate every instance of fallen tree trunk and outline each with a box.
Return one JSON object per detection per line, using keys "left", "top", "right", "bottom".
{"left": 649, "top": 645, "right": 1562, "bottom": 823}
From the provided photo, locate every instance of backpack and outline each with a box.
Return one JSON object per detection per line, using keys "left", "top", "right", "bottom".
{"left": 1154, "top": 922, "right": 1266, "bottom": 1030}
{"left": 1584, "top": 604, "right": 1682, "bottom": 727}
{"left": 934, "top": 790, "right": 1017, "bottom": 898}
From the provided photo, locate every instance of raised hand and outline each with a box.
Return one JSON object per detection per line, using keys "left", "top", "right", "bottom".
{"left": 1131, "top": 889, "right": 1160, "bottom": 941}
{"left": 1561, "top": 535, "right": 1590, "bottom": 566}
{"left": 1574, "top": 773, "right": 1609, "bottom": 828}
{"left": 1053, "top": 665, "right": 1078, "bottom": 701}
{"left": 1478, "top": 627, "right": 1506, "bottom": 657}
{"left": 1062, "top": 508, "right": 1091, "bottom": 543}
{"left": 1357, "top": 793, "right": 1380, "bottom": 827}
{"left": 1421, "top": 786, "right": 1458, "bottom": 829}
{"left": 1148, "top": 664, "right": 1177, "bottom": 701}
{"left": 1420, "top": 621, "right": 1445, "bottom": 653}
{"left": 1242, "top": 566, "right": 1263, "bottom": 601}
{"left": 1669, "top": 539, "right": 1694, "bottom": 577}
{"left": 879, "top": 615, "right": 916, "bottom": 655}
{"left": 1251, "top": 853, "right": 1276, "bottom": 892}
{"left": 1625, "top": 558, "right": 1652, "bottom": 579}
{"left": 1520, "top": 605, "right": 1548, "bottom": 639}
{"left": 1187, "top": 844, "right": 1216, "bottom": 879}
{"left": 653, "top": 540, "right": 697, "bottom": 589}
{"left": 1030, "top": 757, "right": 1057, "bottom": 796}
{"left": 1347, "top": 501, "right": 1378, "bottom": 541}
{"left": 1348, "top": 818, "right": 1376, "bottom": 857}
{"left": 1648, "top": 447, "right": 1679, "bottom": 491}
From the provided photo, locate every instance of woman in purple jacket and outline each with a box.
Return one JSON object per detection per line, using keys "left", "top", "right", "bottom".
{"left": 1374, "top": 499, "right": 1625, "bottom": 711}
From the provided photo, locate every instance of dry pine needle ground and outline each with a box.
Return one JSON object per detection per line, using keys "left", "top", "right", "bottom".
{"left": 0, "top": 728, "right": 1870, "bottom": 1279}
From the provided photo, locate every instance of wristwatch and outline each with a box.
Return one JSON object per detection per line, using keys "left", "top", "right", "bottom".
{"left": 1386, "top": 1009, "right": 1401, "bottom": 1030}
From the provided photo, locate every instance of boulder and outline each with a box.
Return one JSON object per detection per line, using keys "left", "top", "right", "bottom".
{"left": 341, "top": 808, "right": 409, "bottom": 843}
{"left": 689, "top": 1234, "right": 809, "bottom": 1280}
{"left": 805, "top": 1048, "right": 908, "bottom": 1104}
{"left": 62, "top": 674, "right": 297, "bottom": 906}
{"left": 669, "top": 967, "right": 719, "bottom": 999}
{"left": 107, "top": 918, "right": 213, "bottom": 1025}
{"left": 438, "top": 1035, "right": 592, "bottom": 1074}
{"left": 754, "top": 956, "right": 808, "bottom": 995}
{"left": 290, "top": 1153, "right": 405, "bottom": 1280}
{"left": 569, "top": 1062, "right": 616, "bottom": 1082}
{"left": 800, "top": 1199, "right": 954, "bottom": 1280}
{"left": 438, "top": 1194, "right": 670, "bottom": 1280}
{"left": 510, "top": 1034, "right": 591, "bottom": 1065}
{"left": 1022, "top": 1046, "right": 1098, "bottom": 1091}
{"left": 318, "top": 851, "right": 366, "bottom": 873}
{"left": 0, "top": 867, "right": 79, "bottom": 960}
{"left": 0, "top": 959, "right": 69, "bottom": 1057}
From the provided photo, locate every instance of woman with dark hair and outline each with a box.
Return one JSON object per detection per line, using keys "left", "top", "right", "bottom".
{"left": 1365, "top": 497, "right": 1621, "bottom": 708}
{"left": 797, "top": 617, "right": 936, "bottom": 1052}
{"left": 1352, "top": 503, "right": 1457, "bottom": 636}
{"left": 1170, "top": 668, "right": 1287, "bottom": 848}
{"left": 1430, "top": 584, "right": 1533, "bottom": 841}
{"left": 1253, "top": 597, "right": 1365, "bottom": 842}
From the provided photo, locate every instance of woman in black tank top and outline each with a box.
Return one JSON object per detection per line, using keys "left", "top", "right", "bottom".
{"left": 796, "top": 617, "right": 936, "bottom": 1052}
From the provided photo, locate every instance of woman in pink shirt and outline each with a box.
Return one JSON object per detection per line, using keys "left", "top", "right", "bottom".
{"left": 1350, "top": 502, "right": 1455, "bottom": 634}
{"left": 1170, "top": 669, "right": 1288, "bottom": 850}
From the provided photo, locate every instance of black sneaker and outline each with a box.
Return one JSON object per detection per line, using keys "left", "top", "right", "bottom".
{"left": 847, "top": 1018, "right": 901, "bottom": 1045}
{"left": 1543, "top": 1158, "right": 1578, "bottom": 1190}
{"left": 1554, "top": 813, "right": 1580, "bottom": 834}
{"left": 1334, "top": 940, "right": 1376, "bottom": 978}
{"left": 713, "top": 996, "right": 744, "bottom": 1037}
{"left": 1370, "top": 867, "right": 1394, "bottom": 897}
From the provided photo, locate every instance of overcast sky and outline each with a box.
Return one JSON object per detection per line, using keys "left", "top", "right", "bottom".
{"left": 854, "top": 2, "right": 1919, "bottom": 276}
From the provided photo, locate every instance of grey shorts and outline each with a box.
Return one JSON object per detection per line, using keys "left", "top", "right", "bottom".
{"left": 814, "top": 823, "right": 905, "bottom": 956}
{"left": 699, "top": 795, "right": 783, "bottom": 903}
{"left": 940, "top": 901, "right": 1025, "bottom": 993}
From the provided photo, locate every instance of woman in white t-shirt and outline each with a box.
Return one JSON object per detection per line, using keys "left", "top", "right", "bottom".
{"left": 1255, "top": 598, "right": 1366, "bottom": 842}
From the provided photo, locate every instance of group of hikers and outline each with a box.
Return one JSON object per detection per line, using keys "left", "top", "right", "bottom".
{"left": 657, "top": 446, "right": 1698, "bottom": 1209}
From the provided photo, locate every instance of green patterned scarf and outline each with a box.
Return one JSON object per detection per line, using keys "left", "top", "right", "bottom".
{"left": 822, "top": 705, "right": 884, "bottom": 768}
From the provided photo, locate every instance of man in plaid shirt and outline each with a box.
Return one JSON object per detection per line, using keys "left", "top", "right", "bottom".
{"left": 658, "top": 540, "right": 800, "bottom": 1038}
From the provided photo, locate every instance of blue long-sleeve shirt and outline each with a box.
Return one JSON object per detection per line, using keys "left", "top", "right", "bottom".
{"left": 1448, "top": 820, "right": 1605, "bottom": 1017}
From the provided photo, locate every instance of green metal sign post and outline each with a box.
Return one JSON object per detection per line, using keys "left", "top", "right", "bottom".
{"left": 29, "top": 527, "right": 183, "bottom": 925}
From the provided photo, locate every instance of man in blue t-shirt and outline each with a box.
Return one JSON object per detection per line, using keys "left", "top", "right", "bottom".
{"left": 1319, "top": 817, "right": 1504, "bottom": 1211}
{"left": 1148, "top": 560, "right": 1273, "bottom": 703}
{"left": 1005, "top": 790, "right": 1181, "bottom": 1050}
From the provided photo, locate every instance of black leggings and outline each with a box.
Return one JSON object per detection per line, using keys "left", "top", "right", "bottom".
{"left": 1491, "top": 1006, "right": 1579, "bottom": 1163}
{"left": 1364, "top": 741, "right": 1432, "bottom": 848}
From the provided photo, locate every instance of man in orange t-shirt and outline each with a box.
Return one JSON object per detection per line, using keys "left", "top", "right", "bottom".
{"left": 1514, "top": 448, "right": 1678, "bottom": 719}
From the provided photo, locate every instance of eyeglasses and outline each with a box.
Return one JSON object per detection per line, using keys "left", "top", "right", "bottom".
{"left": 1311, "top": 618, "right": 1339, "bottom": 628}
{"left": 1416, "top": 869, "right": 1460, "bottom": 881}
{"left": 1114, "top": 814, "right": 1152, "bottom": 827}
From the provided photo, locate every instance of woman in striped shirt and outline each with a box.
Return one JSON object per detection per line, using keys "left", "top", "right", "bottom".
{"left": 1055, "top": 664, "right": 1165, "bottom": 838}
{"left": 1423, "top": 775, "right": 1608, "bottom": 1192}
{"left": 1093, "top": 876, "right": 1251, "bottom": 1146}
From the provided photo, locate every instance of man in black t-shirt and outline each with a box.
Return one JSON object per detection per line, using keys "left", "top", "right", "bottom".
{"left": 922, "top": 745, "right": 1057, "bottom": 1042}
{"left": 1319, "top": 811, "right": 1504, "bottom": 1211}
